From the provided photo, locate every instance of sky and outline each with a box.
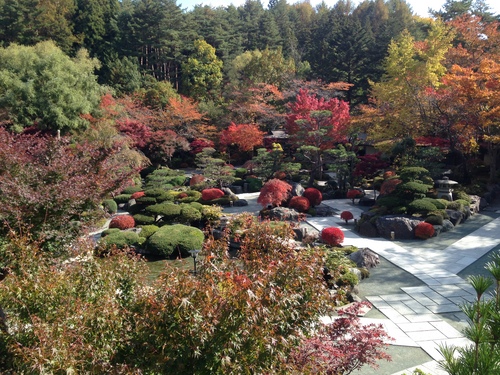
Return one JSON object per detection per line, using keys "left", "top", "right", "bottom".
{"left": 178, "top": 0, "right": 500, "bottom": 18}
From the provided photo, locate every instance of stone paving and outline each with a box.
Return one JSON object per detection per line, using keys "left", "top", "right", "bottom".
{"left": 308, "top": 198, "right": 500, "bottom": 375}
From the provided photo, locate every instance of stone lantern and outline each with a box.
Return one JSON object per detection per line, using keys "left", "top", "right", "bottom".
{"left": 434, "top": 176, "right": 459, "bottom": 201}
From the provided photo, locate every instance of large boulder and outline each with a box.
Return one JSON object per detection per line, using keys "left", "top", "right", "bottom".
{"left": 289, "top": 182, "right": 305, "bottom": 197}
{"left": 375, "top": 215, "right": 423, "bottom": 240}
{"left": 233, "top": 199, "right": 248, "bottom": 207}
{"left": 469, "top": 195, "right": 481, "bottom": 214}
{"left": 446, "top": 209, "right": 464, "bottom": 226}
{"left": 358, "top": 221, "right": 378, "bottom": 237}
{"left": 441, "top": 219, "right": 455, "bottom": 232}
{"left": 314, "top": 205, "right": 336, "bottom": 217}
{"left": 349, "top": 248, "right": 380, "bottom": 269}
{"left": 264, "top": 207, "right": 302, "bottom": 221}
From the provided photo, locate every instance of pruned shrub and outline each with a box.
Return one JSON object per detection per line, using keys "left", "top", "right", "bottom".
{"left": 114, "top": 194, "right": 132, "bottom": 204}
{"left": 177, "top": 190, "right": 202, "bottom": 203}
{"left": 144, "top": 188, "right": 169, "bottom": 198}
{"left": 135, "top": 196, "right": 157, "bottom": 205}
{"left": 201, "top": 205, "right": 223, "bottom": 224}
{"left": 429, "top": 209, "right": 449, "bottom": 220}
{"left": 415, "top": 222, "right": 435, "bottom": 239}
{"left": 130, "top": 191, "right": 145, "bottom": 200}
{"left": 395, "top": 181, "right": 430, "bottom": 200}
{"left": 201, "top": 188, "right": 225, "bottom": 201}
{"left": 189, "top": 202, "right": 204, "bottom": 211}
{"left": 102, "top": 199, "right": 117, "bottom": 214}
{"left": 453, "top": 190, "right": 471, "bottom": 203}
{"left": 407, "top": 199, "right": 438, "bottom": 215}
{"left": 235, "top": 167, "right": 247, "bottom": 178}
{"left": 375, "top": 196, "right": 405, "bottom": 209}
{"left": 109, "top": 215, "right": 135, "bottom": 230}
{"left": 189, "top": 174, "right": 205, "bottom": 186}
{"left": 321, "top": 227, "right": 345, "bottom": 246}
{"left": 138, "top": 225, "right": 159, "bottom": 239}
{"left": 133, "top": 214, "right": 156, "bottom": 226}
{"left": 145, "top": 202, "right": 181, "bottom": 222}
{"left": 121, "top": 185, "right": 143, "bottom": 194}
{"left": 179, "top": 204, "right": 203, "bottom": 224}
{"left": 380, "top": 178, "right": 402, "bottom": 195}
{"left": 100, "top": 228, "right": 120, "bottom": 237}
{"left": 100, "top": 230, "right": 140, "bottom": 249}
{"left": 257, "top": 179, "right": 292, "bottom": 207}
{"left": 303, "top": 187, "right": 322, "bottom": 207}
{"left": 422, "top": 198, "right": 448, "bottom": 209}
{"left": 146, "top": 224, "right": 204, "bottom": 258}
{"left": 289, "top": 196, "right": 310, "bottom": 213}
{"left": 200, "top": 196, "right": 237, "bottom": 206}
{"left": 425, "top": 214, "right": 443, "bottom": 226}
{"left": 247, "top": 176, "right": 263, "bottom": 192}
{"left": 340, "top": 211, "right": 354, "bottom": 223}
{"left": 346, "top": 189, "right": 364, "bottom": 202}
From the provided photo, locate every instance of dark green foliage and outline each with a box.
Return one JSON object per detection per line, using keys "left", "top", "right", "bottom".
{"left": 429, "top": 209, "right": 449, "bottom": 220}
{"left": 392, "top": 206, "right": 407, "bottom": 214}
{"left": 114, "top": 194, "right": 132, "bottom": 204}
{"left": 455, "top": 199, "right": 470, "bottom": 208}
{"left": 408, "top": 199, "right": 438, "bottom": 215}
{"left": 145, "top": 202, "right": 181, "bottom": 221}
{"left": 100, "top": 231, "right": 140, "bottom": 249}
{"left": 399, "top": 167, "right": 433, "bottom": 184}
{"left": 235, "top": 168, "right": 247, "bottom": 178}
{"left": 133, "top": 214, "right": 156, "bottom": 226}
{"left": 424, "top": 198, "right": 448, "bottom": 210}
{"left": 247, "top": 177, "right": 263, "bottom": 192}
{"left": 176, "top": 190, "right": 202, "bottom": 203}
{"left": 425, "top": 214, "right": 444, "bottom": 226}
{"left": 395, "top": 181, "right": 431, "bottom": 200}
{"left": 101, "top": 228, "right": 121, "bottom": 237}
{"left": 199, "top": 196, "right": 238, "bottom": 206}
{"left": 453, "top": 190, "right": 471, "bottom": 203}
{"left": 375, "top": 196, "right": 405, "bottom": 209}
{"left": 446, "top": 201, "right": 463, "bottom": 211}
{"left": 138, "top": 225, "right": 159, "bottom": 239}
{"left": 122, "top": 185, "right": 143, "bottom": 194}
{"left": 143, "top": 188, "right": 167, "bottom": 198}
{"left": 145, "top": 224, "right": 204, "bottom": 258}
{"left": 102, "top": 199, "right": 118, "bottom": 214}
{"left": 179, "top": 204, "right": 202, "bottom": 224}
{"left": 135, "top": 196, "right": 157, "bottom": 205}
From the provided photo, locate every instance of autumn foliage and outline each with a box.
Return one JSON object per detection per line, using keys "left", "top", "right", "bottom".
{"left": 380, "top": 179, "right": 402, "bottom": 195}
{"left": 257, "top": 179, "right": 292, "bottom": 207}
{"left": 414, "top": 222, "right": 435, "bottom": 240}
{"left": 321, "top": 227, "right": 345, "bottom": 246}
{"left": 201, "top": 188, "right": 225, "bottom": 201}
{"left": 340, "top": 211, "right": 354, "bottom": 223}
{"left": 289, "top": 196, "right": 311, "bottom": 213}
{"left": 109, "top": 215, "right": 136, "bottom": 230}
{"left": 219, "top": 122, "right": 265, "bottom": 152}
{"left": 303, "top": 187, "right": 323, "bottom": 207}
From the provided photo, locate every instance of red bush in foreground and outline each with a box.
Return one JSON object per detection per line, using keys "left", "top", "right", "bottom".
{"left": 321, "top": 227, "right": 344, "bottom": 246}
{"left": 303, "top": 187, "right": 322, "bottom": 207}
{"left": 109, "top": 215, "right": 135, "bottom": 230}
{"left": 340, "top": 211, "right": 354, "bottom": 223}
{"left": 202, "top": 188, "right": 225, "bottom": 201}
{"left": 257, "top": 179, "right": 292, "bottom": 208}
{"left": 415, "top": 222, "right": 435, "bottom": 239}
{"left": 289, "top": 196, "right": 310, "bottom": 213}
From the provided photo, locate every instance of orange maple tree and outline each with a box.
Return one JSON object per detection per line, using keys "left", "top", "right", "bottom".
{"left": 219, "top": 122, "right": 265, "bottom": 152}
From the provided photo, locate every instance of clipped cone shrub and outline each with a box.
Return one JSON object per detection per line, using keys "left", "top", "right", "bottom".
{"left": 414, "top": 222, "right": 435, "bottom": 239}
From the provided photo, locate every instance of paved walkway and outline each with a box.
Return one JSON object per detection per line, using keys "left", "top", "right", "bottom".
{"left": 307, "top": 199, "right": 500, "bottom": 375}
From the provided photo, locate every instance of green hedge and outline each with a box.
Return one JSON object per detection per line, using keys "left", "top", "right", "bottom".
{"left": 179, "top": 204, "right": 203, "bottom": 224}
{"left": 102, "top": 199, "right": 118, "bottom": 214}
{"left": 100, "top": 231, "right": 140, "bottom": 249}
{"left": 133, "top": 214, "right": 157, "bottom": 225}
{"left": 146, "top": 224, "right": 204, "bottom": 258}
{"left": 146, "top": 202, "right": 182, "bottom": 221}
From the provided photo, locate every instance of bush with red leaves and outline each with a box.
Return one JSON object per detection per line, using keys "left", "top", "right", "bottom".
{"left": 202, "top": 188, "right": 225, "bottom": 201}
{"left": 321, "top": 227, "right": 344, "bottom": 246}
{"left": 383, "top": 171, "right": 395, "bottom": 179}
{"left": 414, "top": 222, "right": 435, "bottom": 239}
{"left": 340, "top": 211, "right": 354, "bottom": 223}
{"left": 190, "top": 174, "right": 205, "bottom": 186}
{"left": 257, "top": 179, "right": 292, "bottom": 208}
{"left": 346, "top": 189, "right": 363, "bottom": 199}
{"left": 303, "top": 187, "right": 322, "bottom": 207}
{"left": 131, "top": 191, "right": 145, "bottom": 200}
{"left": 289, "top": 196, "right": 311, "bottom": 213}
{"left": 109, "top": 215, "right": 135, "bottom": 230}
{"left": 177, "top": 192, "right": 188, "bottom": 199}
{"left": 380, "top": 179, "right": 402, "bottom": 195}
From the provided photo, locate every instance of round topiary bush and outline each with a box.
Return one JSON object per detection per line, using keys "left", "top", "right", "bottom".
{"left": 179, "top": 204, "right": 203, "bottom": 224}
{"left": 102, "top": 199, "right": 118, "bottom": 214}
{"left": 303, "top": 187, "right": 323, "bottom": 207}
{"left": 340, "top": 211, "right": 354, "bottom": 223}
{"left": 138, "top": 225, "right": 159, "bottom": 239}
{"left": 201, "top": 188, "right": 225, "bottom": 201}
{"left": 146, "top": 224, "right": 204, "bottom": 258}
{"left": 425, "top": 214, "right": 443, "bottom": 226}
{"left": 189, "top": 201, "right": 204, "bottom": 211}
{"left": 414, "top": 222, "right": 435, "bottom": 239}
{"left": 133, "top": 214, "right": 156, "bottom": 225}
{"left": 289, "top": 196, "right": 310, "bottom": 213}
{"left": 109, "top": 215, "right": 135, "bottom": 230}
{"left": 407, "top": 199, "right": 438, "bottom": 215}
{"left": 177, "top": 190, "right": 202, "bottom": 203}
{"left": 146, "top": 202, "right": 182, "bottom": 222}
{"left": 100, "top": 230, "right": 141, "bottom": 249}
{"left": 321, "top": 227, "right": 345, "bottom": 246}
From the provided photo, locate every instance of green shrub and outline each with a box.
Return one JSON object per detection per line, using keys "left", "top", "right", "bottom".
{"left": 143, "top": 188, "right": 167, "bottom": 198}
{"left": 100, "top": 231, "right": 140, "bottom": 249}
{"left": 201, "top": 205, "right": 223, "bottom": 224}
{"left": 392, "top": 206, "right": 407, "bottom": 214}
{"left": 428, "top": 209, "right": 449, "bottom": 219}
{"left": 147, "top": 167, "right": 184, "bottom": 177}
{"left": 235, "top": 167, "right": 247, "bottom": 178}
{"left": 453, "top": 190, "right": 471, "bottom": 203}
{"left": 395, "top": 181, "right": 431, "bottom": 199}
{"left": 114, "top": 194, "right": 132, "bottom": 204}
{"left": 408, "top": 199, "right": 438, "bottom": 215}
{"left": 446, "top": 201, "right": 463, "bottom": 211}
{"left": 337, "top": 270, "right": 359, "bottom": 287}
{"left": 133, "top": 214, "right": 156, "bottom": 225}
{"left": 425, "top": 214, "right": 443, "bottom": 225}
{"left": 399, "top": 167, "right": 433, "bottom": 184}
{"left": 102, "top": 199, "right": 117, "bottom": 214}
{"left": 101, "top": 228, "right": 120, "bottom": 237}
{"left": 146, "top": 224, "right": 204, "bottom": 258}
{"left": 177, "top": 190, "right": 202, "bottom": 203}
{"left": 455, "top": 199, "right": 470, "bottom": 208}
{"left": 375, "top": 196, "right": 405, "bottom": 209}
{"left": 138, "top": 225, "right": 159, "bottom": 238}
{"left": 199, "top": 196, "right": 238, "bottom": 206}
{"left": 179, "top": 204, "right": 203, "bottom": 224}
{"left": 146, "top": 202, "right": 181, "bottom": 221}
{"left": 247, "top": 177, "right": 263, "bottom": 192}
{"left": 189, "top": 202, "right": 204, "bottom": 211}
{"left": 121, "top": 185, "right": 143, "bottom": 194}
{"left": 135, "top": 196, "right": 157, "bottom": 205}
